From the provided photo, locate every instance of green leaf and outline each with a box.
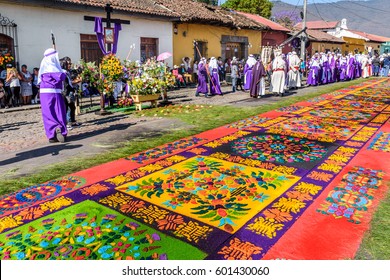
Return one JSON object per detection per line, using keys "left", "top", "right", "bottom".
{"left": 199, "top": 212, "right": 217, "bottom": 219}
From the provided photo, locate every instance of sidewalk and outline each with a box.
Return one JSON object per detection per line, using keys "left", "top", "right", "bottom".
{"left": 0, "top": 81, "right": 365, "bottom": 180}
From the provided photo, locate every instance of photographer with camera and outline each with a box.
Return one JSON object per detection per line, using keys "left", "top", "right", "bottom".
{"left": 60, "top": 56, "right": 82, "bottom": 130}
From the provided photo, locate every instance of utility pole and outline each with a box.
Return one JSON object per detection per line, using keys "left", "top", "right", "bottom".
{"left": 300, "top": 0, "right": 308, "bottom": 61}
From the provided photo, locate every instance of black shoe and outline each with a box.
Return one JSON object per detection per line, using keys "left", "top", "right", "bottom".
{"left": 55, "top": 128, "right": 65, "bottom": 143}
{"left": 49, "top": 138, "right": 59, "bottom": 143}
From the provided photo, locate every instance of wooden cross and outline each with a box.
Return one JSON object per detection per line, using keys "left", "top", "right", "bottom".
{"left": 84, "top": 4, "right": 131, "bottom": 52}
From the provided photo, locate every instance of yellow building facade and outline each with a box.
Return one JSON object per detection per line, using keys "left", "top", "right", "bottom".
{"left": 172, "top": 23, "right": 262, "bottom": 66}
{"left": 310, "top": 42, "right": 344, "bottom": 55}
{"left": 341, "top": 37, "right": 365, "bottom": 54}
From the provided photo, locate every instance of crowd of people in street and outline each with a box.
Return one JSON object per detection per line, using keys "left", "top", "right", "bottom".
{"left": 191, "top": 50, "right": 390, "bottom": 98}
{"left": 306, "top": 51, "right": 390, "bottom": 86}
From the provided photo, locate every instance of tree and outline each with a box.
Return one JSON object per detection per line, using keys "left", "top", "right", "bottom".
{"left": 222, "top": 0, "right": 273, "bottom": 18}
{"left": 196, "top": 0, "right": 218, "bottom": 5}
{"left": 273, "top": 10, "right": 301, "bottom": 29}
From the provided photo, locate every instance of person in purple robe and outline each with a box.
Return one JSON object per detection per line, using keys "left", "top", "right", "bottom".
{"left": 38, "top": 48, "right": 67, "bottom": 143}
{"left": 321, "top": 53, "right": 330, "bottom": 84}
{"left": 243, "top": 54, "right": 256, "bottom": 90}
{"left": 195, "top": 57, "right": 209, "bottom": 97}
{"left": 355, "top": 54, "right": 361, "bottom": 78}
{"left": 346, "top": 53, "right": 356, "bottom": 80}
{"left": 209, "top": 57, "right": 222, "bottom": 95}
{"left": 339, "top": 55, "right": 348, "bottom": 81}
{"left": 307, "top": 54, "right": 320, "bottom": 86}
{"left": 329, "top": 53, "right": 337, "bottom": 83}
{"left": 335, "top": 54, "right": 342, "bottom": 82}
{"left": 249, "top": 57, "right": 266, "bottom": 98}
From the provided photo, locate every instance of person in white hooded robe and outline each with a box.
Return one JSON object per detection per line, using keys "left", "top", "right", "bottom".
{"left": 287, "top": 51, "right": 301, "bottom": 89}
{"left": 38, "top": 48, "right": 67, "bottom": 143}
{"left": 271, "top": 51, "right": 286, "bottom": 96}
{"left": 361, "top": 54, "right": 369, "bottom": 78}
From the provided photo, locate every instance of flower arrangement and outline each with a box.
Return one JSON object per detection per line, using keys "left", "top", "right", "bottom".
{"left": 0, "top": 53, "right": 14, "bottom": 68}
{"left": 100, "top": 54, "right": 124, "bottom": 95}
{"left": 129, "top": 58, "right": 176, "bottom": 96}
{"left": 123, "top": 59, "right": 141, "bottom": 80}
{"left": 79, "top": 60, "right": 100, "bottom": 86}
{"left": 131, "top": 76, "right": 165, "bottom": 95}
{"left": 117, "top": 96, "right": 133, "bottom": 107}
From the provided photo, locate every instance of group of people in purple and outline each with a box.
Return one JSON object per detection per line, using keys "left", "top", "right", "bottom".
{"left": 195, "top": 55, "right": 267, "bottom": 98}
{"left": 195, "top": 50, "right": 390, "bottom": 99}
{"left": 195, "top": 50, "right": 303, "bottom": 98}
{"left": 306, "top": 52, "right": 389, "bottom": 86}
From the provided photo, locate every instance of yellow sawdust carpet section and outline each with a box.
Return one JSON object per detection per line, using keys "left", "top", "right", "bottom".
{"left": 117, "top": 156, "right": 300, "bottom": 233}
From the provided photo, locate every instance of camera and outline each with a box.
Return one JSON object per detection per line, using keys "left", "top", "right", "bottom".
{"left": 69, "top": 67, "right": 82, "bottom": 80}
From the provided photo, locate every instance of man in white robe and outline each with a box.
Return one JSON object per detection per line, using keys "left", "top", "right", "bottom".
{"left": 271, "top": 51, "right": 286, "bottom": 96}
{"left": 287, "top": 51, "right": 301, "bottom": 89}
{"left": 361, "top": 54, "right": 369, "bottom": 78}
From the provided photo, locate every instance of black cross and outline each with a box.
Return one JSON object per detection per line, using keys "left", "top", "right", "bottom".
{"left": 84, "top": 4, "right": 131, "bottom": 52}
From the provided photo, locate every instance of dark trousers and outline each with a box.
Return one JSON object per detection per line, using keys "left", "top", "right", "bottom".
{"left": 32, "top": 85, "right": 39, "bottom": 100}
{"left": 10, "top": 86, "right": 20, "bottom": 107}
{"left": 4, "top": 86, "right": 11, "bottom": 106}
{"left": 64, "top": 96, "right": 76, "bottom": 123}
{"left": 236, "top": 78, "right": 244, "bottom": 90}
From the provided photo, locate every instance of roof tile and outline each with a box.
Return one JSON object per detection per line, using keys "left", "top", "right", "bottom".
{"left": 57, "top": 0, "right": 266, "bottom": 29}
{"left": 295, "top": 20, "right": 339, "bottom": 30}
{"left": 349, "top": 30, "right": 390, "bottom": 43}
{"left": 237, "top": 11, "right": 290, "bottom": 32}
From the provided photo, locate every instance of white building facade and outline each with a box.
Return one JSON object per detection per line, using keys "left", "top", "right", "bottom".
{"left": 0, "top": 0, "right": 175, "bottom": 69}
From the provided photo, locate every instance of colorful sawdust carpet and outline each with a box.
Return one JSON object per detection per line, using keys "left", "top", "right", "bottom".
{"left": 1, "top": 79, "right": 389, "bottom": 260}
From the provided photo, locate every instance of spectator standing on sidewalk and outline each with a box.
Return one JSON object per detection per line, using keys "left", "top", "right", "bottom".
{"left": 382, "top": 54, "right": 390, "bottom": 77}
{"left": 6, "top": 65, "right": 22, "bottom": 107}
{"left": 20, "top": 64, "right": 33, "bottom": 105}
{"left": 193, "top": 60, "right": 198, "bottom": 83}
{"left": 31, "top": 67, "right": 40, "bottom": 104}
{"left": 38, "top": 48, "right": 68, "bottom": 143}
{"left": 236, "top": 63, "right": 244, "bottom": 91}
{"left": 230, "top": 57, "right": 238, "bottom": 93}
{"left": 1, "top": 65, "right": 11, "bottom": 108}
{"left": 0, "top": 79, "right": 5, "bottom": 108}
{"left": 372, "top": 55, "right": 380, "bottom": 76}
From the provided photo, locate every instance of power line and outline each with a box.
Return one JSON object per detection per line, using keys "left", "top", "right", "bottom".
{"left": 288, "top": 0, "right": 302, "bottom": 20}
{"left": 310, "top": 0, "right": 383, "bottom": 25}
{"left": 344, "top": 0, "right": 390, "bottom": 14}
{"left": 312, "top": 0, "right": 328, "bottom": 23}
